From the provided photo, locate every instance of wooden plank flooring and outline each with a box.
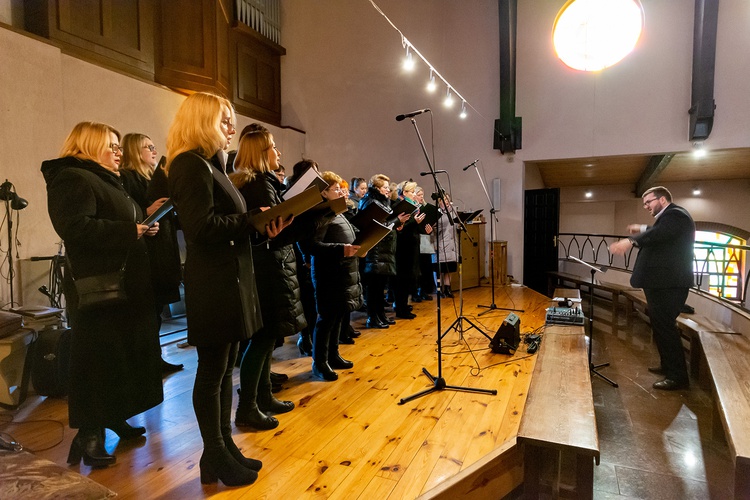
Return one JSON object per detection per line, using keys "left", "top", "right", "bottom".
{"left": 4, "top": 284, "right": 551, "bottom": 499}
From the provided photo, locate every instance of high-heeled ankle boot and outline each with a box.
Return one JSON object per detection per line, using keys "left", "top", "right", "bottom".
{"left": 199, "top": 447, "right": 258, "bottom": 486}
{"left": 297, "top": 332, "right": 313, "bottom": 356}
{"left": 257, "top": 390, "right": 295, "bottom": 414}
{"left": 108, "top": 420, "right": 146, "bottom": 440}
{"left": 235, "top": 390, "right": 279, "bottom": 430}
{"left": 67, "top": 427, "right": 116, "bottom": 468}
{"left": 223, "top": 435, "right": 263, "bottom": 471}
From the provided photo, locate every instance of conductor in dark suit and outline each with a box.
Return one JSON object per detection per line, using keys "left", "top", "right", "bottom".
{"left": 610, "top": 186, "right": 695, "bottom": 390}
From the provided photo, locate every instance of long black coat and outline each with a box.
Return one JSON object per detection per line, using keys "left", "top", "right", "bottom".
{"left": 237, "top": 172, "right": 306, "bottom": 339}
{"left": 300, "top": 214, "right": 363, "bottom": 316}
{"left": 630, "top": 203, "right": 695, "bottom": 289}
{"left": 41, "top": 156, "right": 163, "bottom": 428}
{"left": 120, "top": 168, "right": 182, "bottom": 305}
{"left": 168, "top": 150, "right": 262, "bottom": 347}
{"left": 359, "top": 187, "right": 397, "bottom": 276}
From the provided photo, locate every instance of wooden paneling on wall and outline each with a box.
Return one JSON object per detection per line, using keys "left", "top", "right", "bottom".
{"left": 24, "top": 0, "right": 155, "bottom": 79}
{"left": 23, "top": 0, "right": 285, "bottom": 125}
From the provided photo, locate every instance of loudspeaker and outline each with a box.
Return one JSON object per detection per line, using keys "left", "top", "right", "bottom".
{"left": 489, "top": 313, "right": 520, "bottom": 354}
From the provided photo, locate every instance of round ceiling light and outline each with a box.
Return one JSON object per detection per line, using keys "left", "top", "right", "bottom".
{"left": 553, "top": 0, "right": 644, "bottom": 72}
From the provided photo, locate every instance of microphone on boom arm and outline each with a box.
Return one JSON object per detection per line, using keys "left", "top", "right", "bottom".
{"left": 462, "top": 159, "right": 479, "bottom": 171}
{"left": 395, "top": 108, "right": 431, "bottom": 121}
{"left": 419, "top": 170, "right": 447, "bottom": 176}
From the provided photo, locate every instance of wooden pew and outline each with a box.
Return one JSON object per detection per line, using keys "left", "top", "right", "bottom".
{"left": 675, "top": 314, "right": 737, "bottom": 378}
{"left": 695, "top": 331, "right": 750, "bottom": 499}
{"left": 517, "top": 289, "right": 599, "bottom": 499}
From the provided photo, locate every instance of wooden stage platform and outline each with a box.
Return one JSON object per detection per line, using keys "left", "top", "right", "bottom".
{"left": 8, "top": 284, "right": 554, "bottom": 499}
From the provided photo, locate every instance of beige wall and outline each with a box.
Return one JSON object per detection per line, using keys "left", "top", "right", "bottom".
{"left": 0, "top": 26, "right": 304, "bottom": 306}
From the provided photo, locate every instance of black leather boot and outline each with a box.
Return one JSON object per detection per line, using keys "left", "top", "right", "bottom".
{"left": 328, "top": 354, "right": 354, "bottom": 370}
{"left": 67, "top": 427, "right": 116, "bottom": 468}
{"left": 297, "top": 331, "right": 313, "bottom": 356}
{"left": 258, "top": 391, "right": 295, "bottom": 414}
{"left": 199, "top": 447, "right": 258, "bottom": 486}
{"left": 235, "top": 389, "right": 279, "bottom": 430}
{"left": 312, "top": 361, "right": 338, "bottom": 381}
{"left": 222, "top": 435, "right": 262, "bottom": 471}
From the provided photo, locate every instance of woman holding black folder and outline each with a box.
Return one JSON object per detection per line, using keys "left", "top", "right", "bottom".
{"left": 166, "top": 93, "right": 289, "bottom": 486}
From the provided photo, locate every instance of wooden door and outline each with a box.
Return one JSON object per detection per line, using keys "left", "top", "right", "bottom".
{"left": 523, "top": 188, "right": 559, "bottom": 295}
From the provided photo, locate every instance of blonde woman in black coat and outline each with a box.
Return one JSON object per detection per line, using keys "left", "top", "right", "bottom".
{"left": 166, "top": 92, "right": 289, "bottom": 486}
{"left": 41, "top": 122, "right": 163, "bottom": 468}
{"left": 230, "top": 126, "right": 304, "bottom": 430}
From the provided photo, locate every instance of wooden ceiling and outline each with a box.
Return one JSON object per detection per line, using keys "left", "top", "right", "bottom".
{"left": 528, "top": 147, "right": 750, "bottom": 190}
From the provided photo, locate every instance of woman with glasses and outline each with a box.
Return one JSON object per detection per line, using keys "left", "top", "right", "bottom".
{"left": 120, "top": 133, "right": 183, "bottom": 374}
{"left": 166, "top": 93, "right": 288, "bottom": 486}
{"left": 229, "top": 125, "right": 307, "bottom": 430}
{"left": 394, "top": 181, "right": 431, "bottom": 318}
{"left": 299, "top": 171, "right": 363, "bottom": 381}
{"left": 41, "top": 122, "right": 164, "bottom": 468}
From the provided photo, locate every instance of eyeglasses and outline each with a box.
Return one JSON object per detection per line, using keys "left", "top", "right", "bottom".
{"left": 109, "top": 144, "right": 123, "bottom": 153}
{"left": 642, "top": 197, "right": 659, "bottom": 208}
{"left": 143, "top": 144, "right": 156, "bottom": 152}
{"left": 221, "top": 118, "right": 236, "bottom": 131}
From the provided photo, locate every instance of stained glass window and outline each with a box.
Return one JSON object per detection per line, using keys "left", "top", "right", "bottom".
{"left": 694, "top": 231, "right": 745, "bottom": 301}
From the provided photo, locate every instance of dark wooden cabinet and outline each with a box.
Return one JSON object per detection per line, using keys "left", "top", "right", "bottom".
{"left": 25, "top": 0, "right": 155, "bottom": 79}
{"left": 24, "top": 0, "right": 285, "bottom": 125}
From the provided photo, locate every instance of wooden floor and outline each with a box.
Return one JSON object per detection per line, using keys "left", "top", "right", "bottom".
{"left": 5, "top": 284, "right": 551, "bottom": 499}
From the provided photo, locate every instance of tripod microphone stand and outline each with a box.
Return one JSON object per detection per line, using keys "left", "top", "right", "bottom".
{"left": 463, "top": 163, "right": 522, "bottom": 316}
{"left": 397, "top": 115, "right": 496, "bottom": 405}
{"left": 568, "top": 256, "right": 618, "bottom": 387}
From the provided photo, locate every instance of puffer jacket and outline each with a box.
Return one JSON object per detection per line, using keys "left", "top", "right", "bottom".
{"left": 359, "top": 186, "right": 397, "bottom": 276}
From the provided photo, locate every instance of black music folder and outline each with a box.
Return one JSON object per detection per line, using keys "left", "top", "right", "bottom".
{"left": 143, "top": 199, "right": 174, "bottom": 227}
{"left": 353, "top": 220, "right": 394, "bottom": 257}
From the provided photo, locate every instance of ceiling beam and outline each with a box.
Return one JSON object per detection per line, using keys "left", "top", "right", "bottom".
{"left": 635, "top": 154, "right": 675, "bottom": 196}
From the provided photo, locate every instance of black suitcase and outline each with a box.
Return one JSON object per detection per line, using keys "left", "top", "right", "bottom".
{"left": 30, "top": 327, "right": 71, "bottom": 397}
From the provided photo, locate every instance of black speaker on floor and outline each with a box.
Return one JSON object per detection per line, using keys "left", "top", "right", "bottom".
{"left": 489, "top": 313, "right": 521, "bottom": 354}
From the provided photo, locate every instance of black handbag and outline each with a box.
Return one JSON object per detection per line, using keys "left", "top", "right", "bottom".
{"left": 67, "top": 255, "right": 128, "bottom": 310}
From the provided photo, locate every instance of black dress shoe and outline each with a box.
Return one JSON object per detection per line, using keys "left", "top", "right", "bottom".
{"left": 339, "top": 336, "right": 355, "bottom": 345}
{"left": 647, "top": 366, "right": 664, "bottom": 375}
{"left": 270, "top": 371, "right": 289, "bottom": 384}
{"left": 653, "top": 378, "right": 689, "bottom": 391}
{"left": 161, "top": 358, "right": 184, "bottom": 374}
{"left": 67, "top": 428, "right": 116, "bottom": 468}
{"left": 395, "top": 310, "right": 416, "bottom": 319}
{"left": 377, "top": 313, "right": 396, "bottom": 325}
{"left": 108, "top": 421, "right": 146, "bottom": 440}
{"left": 312, "top": 361, "right": 338, "bottom": 381}
{"left": 328, "top": 355, "right": 354, "bottom": 370}
{"left": 366, "top": 317, "right": 389, "bottom": 329}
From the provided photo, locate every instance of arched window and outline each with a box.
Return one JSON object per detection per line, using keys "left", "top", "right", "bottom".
{"left": 694, "top": 229, "right": 746, "bottom": 301}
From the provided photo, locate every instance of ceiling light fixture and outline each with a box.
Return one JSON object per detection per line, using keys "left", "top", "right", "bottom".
{"left": 426, "top": 70, "right": 437, "bottom": 92}
{"left": 459, "top": 101, "right": 467, "bottom": 119}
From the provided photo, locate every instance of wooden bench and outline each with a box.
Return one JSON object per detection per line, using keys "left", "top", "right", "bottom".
{"left": 547, "top": 271, "right": 631, "bottom": 333}
{"left": 695, "top": 331, "right": 750, "bottom": 499}
{"left": 675, "top": 314, "right": 737, "bottom": 378}
{"left": 518, "top": 289, "right": 599, "bottom": 499}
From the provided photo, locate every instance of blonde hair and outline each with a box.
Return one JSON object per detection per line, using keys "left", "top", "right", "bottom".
{"left": 121, "top": 133, "right": 154, "bottom": 180}
{"left": 60, "top": 121, "right": 120, "bottom": 164}
{"left": 165, "top": 92, "right": 234, "bottom": 174}
{"left": 320, "top": 171, "right": 343, "bottom": 186}
{"left": 398, "top": 181, "right": 417, "bottom": 198}
{"left": 230, "top": 128, "right": 274, "bottom": 189}
{"left": 369, "top": 174, "right": 390, "bottom": 189}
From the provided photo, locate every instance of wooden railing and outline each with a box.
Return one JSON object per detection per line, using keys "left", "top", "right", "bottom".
{"left": 557, "top": 233, "right": 750, "bottom": 310}
{"left": 236, "top": 0, "right": 281, "bottom": 44}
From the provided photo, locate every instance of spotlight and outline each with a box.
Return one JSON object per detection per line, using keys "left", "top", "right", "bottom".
{"left": 403, "top": 46, "right": 415, "bottom": 71}
{"left": 692, "top": 188, "right": 702, "bottom": 196}
{"left": 692, "top": 142, "right": 707, "bottom": 158}
{"left": 426, "top": 70, "right": 437, "bottom": 92}
{"left": 585, "top": 191, "right": 593, "bottom": 198}
{"left": 444, "top": 87, "right": 454, "bottom": 107}
{"left": 459, "top": 101, "right": 467, "bottom": 119}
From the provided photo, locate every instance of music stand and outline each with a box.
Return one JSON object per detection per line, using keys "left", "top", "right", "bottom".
{"left": 463, "top": 163, "right": 522, "bottom": 316}
{"left": 568, "top": 256, "right": 618, "bottom": 388}
{"left": 396, "top": 114, "right": 497, "bottom": 405}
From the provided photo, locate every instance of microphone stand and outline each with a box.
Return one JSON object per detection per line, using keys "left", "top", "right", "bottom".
{"left": 464, "top": 163, "right": 522, "bottom": 316}
{"left": 398, "top": 117, "right": 496, "bottom": 405}
{"left": 568, "top": 256, "right": 618, "bottom": 387}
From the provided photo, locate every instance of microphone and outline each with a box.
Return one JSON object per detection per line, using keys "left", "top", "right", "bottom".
{"left": 462, "top": 159, "right": 479, "bottom": 171}
{"left": 419, "top": 170, "right": 447, "bottom": 176}
{"left": 396, "top": 108, "right": 430, "bottom": 121}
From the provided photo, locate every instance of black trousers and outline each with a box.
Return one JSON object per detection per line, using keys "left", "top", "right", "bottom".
{"left": 366, "top": 274, "right": 388, "bottom": 319}
{"left": 194, "top": 342, "right": 239, "bottom": 451}
{"left": 313, "top": 312, "right": 344, "bottom": 364}
{"left": 644, "top": 287, "right": 689, "bottom": 384}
